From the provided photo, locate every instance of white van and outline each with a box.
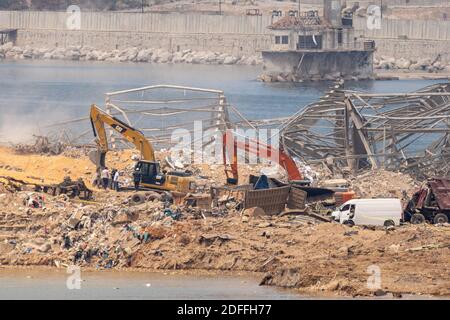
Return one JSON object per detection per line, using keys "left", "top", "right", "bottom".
{"left": 331, "top": 199, "right": 402, "bottom": 227}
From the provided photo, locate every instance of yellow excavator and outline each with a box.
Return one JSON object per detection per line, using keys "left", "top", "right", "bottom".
{"left": 89, "top": 104, "right": 196, "bottom": 193}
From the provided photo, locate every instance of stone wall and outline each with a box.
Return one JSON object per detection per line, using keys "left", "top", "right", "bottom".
{"left": 353, "top": 16, "right": 450, "bottom": 41}
{"left": 353, "top": 16, "right": 450, "bottom": 63}
{"left": 1, "top": 11, "right": 450, "bottom": 63}
{"left": 0, "top": 11, "right": 272, "bottom": 34}
{"left": 374, "top": 38, "right": 450, "bottom": 64}
{"left": 15, "top": 29, "right": 271, "bottom": 56}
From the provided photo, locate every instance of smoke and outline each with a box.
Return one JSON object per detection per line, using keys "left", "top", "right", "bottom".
{"left": 0, "top": 101, "right": 88, "bottom": 145}
{"left": 0, "top": 113, "right": 44, "bottom": 144}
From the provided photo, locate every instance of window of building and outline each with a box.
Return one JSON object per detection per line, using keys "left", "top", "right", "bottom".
{"left": 338, "top": 29, "right": 343, "bottom": 45}
{"left": 275, "top": 36, "right": 281, "bottom": 44}
{"left": 281, "top": 36, "right": 289, "bottom": 44}
{"left": 297, "top": 35, "right": 322, "bottom": 49}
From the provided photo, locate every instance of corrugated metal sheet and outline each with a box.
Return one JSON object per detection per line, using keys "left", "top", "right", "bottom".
{"left": 244, "top": 186, "right": 291, "bottom": 215}
{"left": 287, "top": 187, "right": 307, "bottom": 210}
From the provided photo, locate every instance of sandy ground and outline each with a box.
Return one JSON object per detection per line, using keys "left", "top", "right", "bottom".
{"left": 0, "top": 146, "right": 143, "bottom": 187}
{"left": 131, "top": 216, "right": 450, "bottom": 297}
{"left": 0, "top": 146, "right": 449, "bottom": 298}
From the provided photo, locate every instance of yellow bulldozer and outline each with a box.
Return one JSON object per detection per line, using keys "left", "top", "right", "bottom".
{"left": 89, "top": 104, "right": 196, "bottom": 193}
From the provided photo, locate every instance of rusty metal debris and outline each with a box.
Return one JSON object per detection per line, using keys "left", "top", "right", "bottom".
{"left": 46, "top": 85, "right": 235, "bottom": 152}
{"left": 279, "top": 81, "right": 450, "bottom": 179}
{"left": 40, "top": 82, "right": 450, "bottom": 181}
{"left": 14, "top": 135, "right": 66, "bottom": 155}
{"left": 0, "top": 175, "right": 93, "bottom": 200}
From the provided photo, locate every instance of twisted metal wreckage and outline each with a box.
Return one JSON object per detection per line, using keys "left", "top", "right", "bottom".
{"left": 45, "top": 82, "right": 450, "bottom": 179}
{"left": 279, "top": 82, "right": 450, "bottom": 179}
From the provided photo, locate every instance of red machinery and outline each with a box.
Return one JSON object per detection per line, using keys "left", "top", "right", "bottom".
{"left": 222, "top": 130, "right": 305, "bottom": 185}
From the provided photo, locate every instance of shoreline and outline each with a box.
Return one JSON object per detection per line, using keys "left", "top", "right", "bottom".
{"left": 0, "top": 42, "right": 263, "bottom": 66}
{"left": 0, "top": 264, "right": 446, "bottom": 300}
{"left": 375, "top": 70, "right": 450, "bottom": 81}
{"left": 2, "top": 43, "right": 450, "bottom": 82}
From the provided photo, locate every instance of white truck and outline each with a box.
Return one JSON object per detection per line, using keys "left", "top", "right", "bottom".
{"left": 331, "top": 199, "right": 402, "bottom": 227}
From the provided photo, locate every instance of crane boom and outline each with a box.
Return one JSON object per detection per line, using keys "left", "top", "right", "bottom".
{"left": 223, "top": 130, "right": 303, "bottom": 185}
{"left": 90, "top": 104, "right": 155, "bottom": 167}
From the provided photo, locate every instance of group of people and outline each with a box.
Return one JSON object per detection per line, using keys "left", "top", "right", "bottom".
{"left": 99, "top": 167, "right": 121, "bottom": 191}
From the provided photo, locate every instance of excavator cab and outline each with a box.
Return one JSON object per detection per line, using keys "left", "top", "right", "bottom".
{"left": 134, "top": 161, "right": 166, "bottom": 186}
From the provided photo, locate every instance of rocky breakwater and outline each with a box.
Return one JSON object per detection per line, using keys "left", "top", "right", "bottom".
{"left": 0, "top": 42, "right": 263, "bottom": 66}
{"left": 257, "top": 72, "right": 374, "bottom": 83}
{"left": 374, "top": 56, "right": 450, "bottom": 73}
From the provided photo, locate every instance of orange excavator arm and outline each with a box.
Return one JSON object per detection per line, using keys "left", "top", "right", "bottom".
{"left": 223, "top": 130, "right": 303, "bottom": 185}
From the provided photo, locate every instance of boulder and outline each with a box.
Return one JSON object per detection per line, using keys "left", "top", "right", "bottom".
{"left": 86, "top": 50, "right": 100, "bottom": 61}
{"left": 379, "top": 57, "right": 396, "bottom": 70}
{"left": 126, "top": 47, "right": 139, "bottom": 62}
{"left": 223, "top": 56, "right": 238, "bottom": 65}
{"left": 276, "top": 74, "right": 287, "bottom": 82}
{"left": 158, "top": 51, "right": 172, "bottom": 63}
{"left": 65, "top": 50, "right": 81, "bottom": 61}
{"left": 0, "top": 42, "right": 13, "bottom": 53}
{"left": 396, "top": 58, "right": 411, "bottom": 69}
{"left": 259, "top": 74, "right": 272, "bottom": 82}
{"left": 172, "top": 51, "right": 185, "bottom": 63}
{"left": 43, "top": 52, "right": 53, "bottom": 60}
{"left": 136, "top": 49, "right": 152, "bottom": 62}
{"left": 243, "top": 207, "right": 266, "bottom": 218}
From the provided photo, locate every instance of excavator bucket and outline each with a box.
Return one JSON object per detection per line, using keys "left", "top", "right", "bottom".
{"left": 88, "top": 149, "right": 106, "bottom": 169}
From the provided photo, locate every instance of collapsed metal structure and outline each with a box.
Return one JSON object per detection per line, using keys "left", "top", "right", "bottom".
{"left": 103, "top": 85, "right": 230, "bottom": 151}
{"left": 45, "top": 81, "right": 450, "bottom": 179}
{"left": 280, "top": 81, "right": 450, "bottom": 178}
{"left": 46, "top": 85, "right": 233, "bottom": 153}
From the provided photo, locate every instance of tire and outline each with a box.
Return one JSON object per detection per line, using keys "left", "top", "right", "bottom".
{"left": 384, "top": 220, "right": 395, "bottom": 228}
{"left": 410, "top": 213, "right": 426, "bottom": 225}
{"left": 343, "top": 220, "right": 355, "bottom": 226}
{"left": 131, "top": 193, "right": 146, "bottom": 205}
{"left": 433, "top": 213, "right": 449, "bottom": 224}
{"left": 146, "top": 191, "right": 162, "bottom": 202}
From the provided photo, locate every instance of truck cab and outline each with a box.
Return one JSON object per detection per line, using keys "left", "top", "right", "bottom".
{"left": 332, "top": 199, "right": 402, "bottom": 227}
{"left": 331, "top": 202, "right": 356, "bottom": 224}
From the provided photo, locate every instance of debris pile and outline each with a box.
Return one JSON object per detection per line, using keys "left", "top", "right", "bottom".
{"left": 280, "top": 82, "right": 450, "bottom": 180}
{"left": 350, "top": 170, "right": 418, "bottom": 200}
{"left": 0, "top": 144, "right": 449, "bottom": 297}
{"left": 0, "top": 189, "right": 219, "bottom": 269}
{"left": 14, "top": 135, "right": 66, "bottom": 155}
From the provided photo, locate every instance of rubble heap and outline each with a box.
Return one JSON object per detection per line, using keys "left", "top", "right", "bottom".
{"left": 14, "top": 135, "right": 66, "bottom": 156}
{"left": 350, "top": 170, "right": 418, "bottom": 200}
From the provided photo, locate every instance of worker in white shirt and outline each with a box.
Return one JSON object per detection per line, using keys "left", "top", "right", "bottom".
{"left": 101, "top": 167, "right": 110, "bottom": 190}
{"left": 113, "top": 170, "right": 121, "bottom": 192}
